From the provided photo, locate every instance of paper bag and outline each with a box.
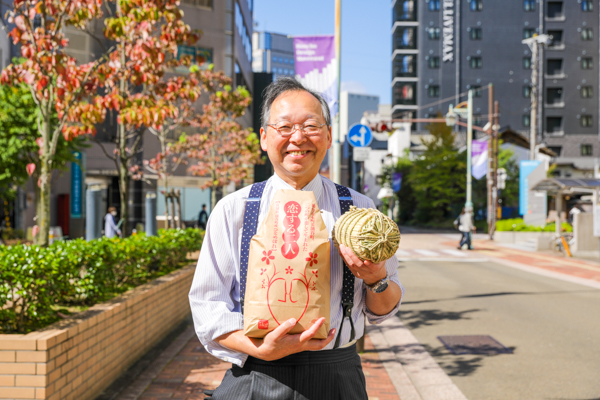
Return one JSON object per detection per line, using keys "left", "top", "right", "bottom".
{"left": 244, "top": 189, "right": 330, "bottom": 339}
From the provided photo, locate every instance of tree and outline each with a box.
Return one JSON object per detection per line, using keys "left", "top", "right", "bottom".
{"left": 0, "top": 83, "right": 86, "bottom": 219}
{"left": 94, "top": 0, "right": 199, "bottom": 236}
{"left": 170, "top": 67, "right": 262, "bottom": 210}
{"left": 144, "top": 71, "right": 202, "bottom": 226}
{"left": 1, "top": 0, "right": 107, "bottom": 246}
{"left": 408, "top": 121, "right": 466, "bottom": 224}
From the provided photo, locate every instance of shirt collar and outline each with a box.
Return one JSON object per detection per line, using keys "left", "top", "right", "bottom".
{"left": 271, "top": 173, "right": 323, "bottom": 203}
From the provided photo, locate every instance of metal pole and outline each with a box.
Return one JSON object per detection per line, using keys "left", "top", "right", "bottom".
{"left": 332, "top": 0, "right": 342, "bottom": 184}
{"left": 487, "top": 84, "right": 494, "bottom": 235}
{"left": 530, "top": 40, "right": 538, "bottom": 160}
{"left": 466, "top": 89, "right": 473, "bottom": 209}
{"left": 145, "top": 192, "right": 157, "bottom": 236}
{"left": 492, "top": 100, "right": 500, "bottom": 238}
{"left": 85, "top": 187, "right": 102, "bottom": 241}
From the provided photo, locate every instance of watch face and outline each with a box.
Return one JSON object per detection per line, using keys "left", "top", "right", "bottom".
{"left": 372, "top": 280, "right": 389, "bottom": 293}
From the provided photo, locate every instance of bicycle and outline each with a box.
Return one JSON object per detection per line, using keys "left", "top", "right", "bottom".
{"left": 550, "top": 233, "right": 574, "bottom": 257}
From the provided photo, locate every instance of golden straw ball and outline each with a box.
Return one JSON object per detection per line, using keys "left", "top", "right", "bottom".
{"left": 333, "top": 206, "right": 401, "bottom": 263}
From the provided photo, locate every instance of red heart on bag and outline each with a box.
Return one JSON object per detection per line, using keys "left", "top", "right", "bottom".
{"left": 267, "top": 276, "right": 309, "bottom": 326}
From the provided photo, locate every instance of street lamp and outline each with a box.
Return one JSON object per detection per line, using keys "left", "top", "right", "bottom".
{"left": 446, "top": 89, "right": 474, "bottom": 211}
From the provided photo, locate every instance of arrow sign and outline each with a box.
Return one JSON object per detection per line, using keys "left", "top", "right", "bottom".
{"left": 347, "top": 124, "right": 373, "bottom": 148}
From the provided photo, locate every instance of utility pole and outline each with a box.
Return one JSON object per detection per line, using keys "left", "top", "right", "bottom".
{"left": 487, "top": 84, "right": 494, "bottom": 236}
{"left": 522, "top": 34, "right": 552, "bottom": 160}
{"left": 493, "top": 100, "right": 500, "bottom": 237}
{"left": 332, "top": 0, "right": 342, "bottom": 183}
{"left": 466, "top": 89, "right": 473, "bottom": 210}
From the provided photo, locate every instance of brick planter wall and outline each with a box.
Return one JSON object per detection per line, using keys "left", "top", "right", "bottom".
{"left": 0, "top": 264, "right": 196, "bottom": 400}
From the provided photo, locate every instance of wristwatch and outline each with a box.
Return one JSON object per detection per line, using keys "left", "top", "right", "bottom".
{"left": 365, "top": 272, "right": 389, "bottom": 293}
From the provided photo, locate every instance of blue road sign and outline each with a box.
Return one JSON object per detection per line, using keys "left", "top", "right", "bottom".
{"left": 347, "top": 124, "right": 373, "bottom": 148}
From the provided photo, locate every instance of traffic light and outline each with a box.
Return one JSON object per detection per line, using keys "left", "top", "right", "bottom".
{"left": 497, "top": 168, "right": 507, "bottom": 190}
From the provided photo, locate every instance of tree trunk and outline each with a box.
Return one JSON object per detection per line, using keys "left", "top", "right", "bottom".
{"left": 116, "top": 24, "right": 129, "bottom": 237}
{"left": 36, "top": 110, "right": 53, "bottom": 247}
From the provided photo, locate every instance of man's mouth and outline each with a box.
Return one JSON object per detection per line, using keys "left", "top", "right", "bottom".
{"left": 288, "top": 151, "right": 308, "bottom": 156}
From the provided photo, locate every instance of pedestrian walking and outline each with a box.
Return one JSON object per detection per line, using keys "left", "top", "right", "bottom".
{"left": 455, "top": 207, "right": 475, "bottom": 250}
{"left": 188, "top": 77, "right": 404, "bottom": 400}
{"left": 104, "top": 206, "right": 121, "bottom": 238}
{"left": 197, "top": 204, "right": 208, "bottom": 230}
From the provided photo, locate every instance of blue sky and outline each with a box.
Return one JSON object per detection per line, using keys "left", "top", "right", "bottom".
{"left": 253, "top": 0, "right": 392, "bottom": 104}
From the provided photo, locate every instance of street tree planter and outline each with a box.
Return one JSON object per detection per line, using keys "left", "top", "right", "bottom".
{"left": 0, "top": 264, "right": 196, "bottom": 400}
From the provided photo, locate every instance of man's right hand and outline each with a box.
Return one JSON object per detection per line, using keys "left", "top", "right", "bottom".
{"left": 215, "top": 318, "right": 335, "bottom": 362}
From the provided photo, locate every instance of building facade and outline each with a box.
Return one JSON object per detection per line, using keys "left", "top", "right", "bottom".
{"left": 392, "top": 0, "right": 599, "bottom": 177}
{"left": 252, "top": 31, "right": 296, "bottom": 79}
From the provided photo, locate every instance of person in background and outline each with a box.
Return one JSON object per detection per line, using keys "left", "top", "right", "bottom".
{"left": 198, "top": 204, "right": 209, "bottom": 230}
{"left": 456, "top": 207, "right": 475, "bottom": 250}
{"left": 104, "top": 206, "right": 121, "bottom": 238}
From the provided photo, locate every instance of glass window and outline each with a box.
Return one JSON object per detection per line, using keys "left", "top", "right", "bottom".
{"left": 581, "top": 57, "right": 593, "bottom": 69}
{"left": 235, "top": 2, "right": 252, "bottom": 62}
{"left": 393, "top": 82, "right": 417, "bottom": 105}
{"left": 547, "top": 58, "right": 563, "bottom": 74}
{"left": 523, "top": 85, "right": 532, "bottom": 98}
{"left": 548, "top": 30, "right": 563, "bottom": 47}
{"left": 581, "top": 28, "right": 593, "bottom": 40}
{"left": 272, "top": 56, "right": 277, "bottom": 62}
{"left": 394, "top": 0, "right": 416, "bottom": 21}
{"left": 428, "top": 85, "right": 440, "bottom": 97}
{"left": 472, "top": 85, "right": 482, "bottom": 97}
{"left": 547, "top": 1, "right": 563, "bottom": 18}
{"left": 581, "top": 116, "right": 593, "bottom": 128}
{"left": 469, "top": 57, "right": 482, "bottom": 68}
{"left": 548, "top": 146, "right": 562, "bottom": 156}
{"left": 546, "top": 87, "right": 563, "bottom": 104}
{"left": 427, "top": 27, "right": 441, "bottom": 40}
{"left": 429, "top": 0, "right": 440, "bottom": 11}
{"left": 546, "top": 116, "right": 563, "bottom": 133}
{"left": 524, "top": 0, "right": 535, "bottom": 11}
{"left": 473, "top": 114, "right": 482, "bottom": 126}
{"left": 523, "top": 57, "right": 532, "bottom": 69}
{"left": 582, "top": 0, "right": 593, "bottom": 11}
{"left": 581, "top": 144, "right": 593, "bottom": 155}
{"left": 428, "top": 56, "right": 440, "bottom": 68}
{"left": 181, "top": 0, "right": 213, "bottom": 8}
{"left": 470, "top": 28, "right": 482, "bottom": 40}
{"left": 470, "top": 0, "right": 483, "bottom": 11}
{"left": 581, "top": 86, "right": 593, "bottom": 98}
{"left": 395, "top": 27, "right": 417, "bottom": 49}
{"left": 523, "top": 114, "right": 531, "bottom": 127}
{"left": 177, "top": 46, "right": 213, "bottom": 69}
{"left": 394, "top": 55, "right": 417, "bottom": 77}
{"left": 523, "top": 28, "right": 535, "bottom": 39}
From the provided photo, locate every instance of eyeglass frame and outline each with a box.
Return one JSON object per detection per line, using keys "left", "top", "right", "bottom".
{"left": 266, "top": 121, "right": 328, "bottom": 137}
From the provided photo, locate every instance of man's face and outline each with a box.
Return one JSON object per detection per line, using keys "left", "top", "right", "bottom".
{"left": 260, "top": 90, "right": 332, "bottom": 188}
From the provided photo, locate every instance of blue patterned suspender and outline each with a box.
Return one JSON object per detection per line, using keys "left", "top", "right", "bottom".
{"left": 333, "top": 183, "right": 355, "bottom": 348}
{"left": 239, "top": 181, "right": 355, "bottom": 348}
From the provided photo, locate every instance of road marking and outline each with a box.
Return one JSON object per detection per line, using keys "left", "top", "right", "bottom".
{"left": 398, "top": 257, "right": 490, "bottom": 263}
{"left": 414, "top": 249, "right": 439, "bottom": 256}
{"left": 441, "top": 249, "right": 467, "bottom": 257}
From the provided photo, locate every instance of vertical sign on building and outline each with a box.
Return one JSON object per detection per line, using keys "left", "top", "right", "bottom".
{"left": 442, "top": 0, "right": 454, "bottom": 62}
{"left": 71, "top": 151, "right": 83, "bottom": 218}
{"left": 519, "top": 160, "right": 541, "bottom": 216}
{"left": 293, "top": 36, "right": 338, "bottom": 116}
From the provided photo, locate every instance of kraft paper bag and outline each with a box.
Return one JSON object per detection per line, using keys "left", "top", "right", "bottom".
{"left": 244, "top": 189, "right": 331, "bottom": 339}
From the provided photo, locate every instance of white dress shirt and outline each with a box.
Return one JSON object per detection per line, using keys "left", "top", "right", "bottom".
{"left": 189, "top": 174, "right": 403, "bottom": 366}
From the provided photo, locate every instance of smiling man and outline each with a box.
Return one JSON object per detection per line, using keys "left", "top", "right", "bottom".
{"left": 189, "top": 77, "right": 403, "bottom": 400}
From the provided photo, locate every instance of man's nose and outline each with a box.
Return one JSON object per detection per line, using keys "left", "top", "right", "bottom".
{"left": 288, "top": 129, "right": 308, "bottom": 144}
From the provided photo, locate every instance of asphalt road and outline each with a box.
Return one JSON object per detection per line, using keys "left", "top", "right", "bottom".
{"left": 396, "top": 259, "right": 600, "bottom": 400}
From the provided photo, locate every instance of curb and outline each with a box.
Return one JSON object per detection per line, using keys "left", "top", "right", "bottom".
{"left": 367, "top": 318, "right": 467, "bottom": 400}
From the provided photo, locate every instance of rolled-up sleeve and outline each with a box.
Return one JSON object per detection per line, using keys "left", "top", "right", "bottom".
{"left": 189, "top": 200, "right": 248, "bottom": 366}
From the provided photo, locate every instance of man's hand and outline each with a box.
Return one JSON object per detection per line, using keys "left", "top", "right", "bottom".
{"left": 338, "top": 244, "right": 386, "bottom": 285}
{"left": 215, "top": 318, "right": 335, "bottom": 362}
{"left": 253, "top": 317, "right": 335, "bottom": 361}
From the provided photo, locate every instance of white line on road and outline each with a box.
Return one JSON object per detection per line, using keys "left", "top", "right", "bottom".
{"left": 413, "top": 249, "right": 439, "bottom": 256}
{"left": 398, "top": 257, "right": 489, "bottom": 263}
{"left": 396, "top": 250, "right": 411, "bottom": 256}
{"left": 441, "top": 249, "right": 468, "bottom": 257}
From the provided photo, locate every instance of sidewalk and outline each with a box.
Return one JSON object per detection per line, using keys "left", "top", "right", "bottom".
{"left": 107, "top": 231, "right": 600, "bottom": 400}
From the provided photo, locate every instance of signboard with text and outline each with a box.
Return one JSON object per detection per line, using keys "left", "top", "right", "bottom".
{"left": 71, "top": 152, "right": 83, "bottom": 218}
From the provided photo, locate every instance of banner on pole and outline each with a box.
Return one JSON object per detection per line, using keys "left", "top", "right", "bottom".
{"left": 392, "top": 172, "right": 403, "bottom": 192}
{"left": 471, "top": 139, "right": 488, "bottom": 180}
{"left": 293, "top": 36, "right": 338, "bottom": 116}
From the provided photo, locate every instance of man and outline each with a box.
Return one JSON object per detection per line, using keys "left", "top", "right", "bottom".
{"left": 456, "top": 207, "right": 475, "bottom": 250}
{"left": 104, "top": 206, "right": 121, "bottom": 238}
{"left": 189, "top": 78, "right": 403, "bottom": 399}
{"left": 197, "top": 204, "right": 208, "bottom": 230}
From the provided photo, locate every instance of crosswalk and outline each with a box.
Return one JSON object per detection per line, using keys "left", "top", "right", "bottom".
{"left": 396, "top": 248, "right": 488, "bottom": 262}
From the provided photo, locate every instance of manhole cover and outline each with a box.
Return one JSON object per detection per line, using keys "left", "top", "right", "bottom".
{"left": 438, "top": 335, "right": 512, "bottom": 355}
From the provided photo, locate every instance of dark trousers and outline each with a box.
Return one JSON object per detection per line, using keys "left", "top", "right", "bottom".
{"left": 210, "top": 344, "right": 367, "bottom": 400}
{"left": 459, "top": 231, "right": 472, "bottom": 249}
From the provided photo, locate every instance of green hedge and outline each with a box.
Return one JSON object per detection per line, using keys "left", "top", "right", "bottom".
{"left": 496, "top": 218, "right": 573, "bottom": 232}
{"left": 0, "top": 229, "right": 202, "bottom": 334}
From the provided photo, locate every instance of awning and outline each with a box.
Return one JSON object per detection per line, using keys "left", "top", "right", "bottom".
{"left": 531, "top": 178, "right": 600, "bottom": 194}
{"left": 498, "top": 129, "right": 557, "bottom": 157}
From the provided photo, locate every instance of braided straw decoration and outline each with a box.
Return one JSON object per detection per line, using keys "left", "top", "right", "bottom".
{"left": 332, "top": 206, "right": 401, "bottom": 263}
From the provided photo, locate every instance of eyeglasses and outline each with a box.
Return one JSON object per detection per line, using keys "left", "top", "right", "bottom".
{"left": 267, "top": 121, "right": 327, "bottom": 137}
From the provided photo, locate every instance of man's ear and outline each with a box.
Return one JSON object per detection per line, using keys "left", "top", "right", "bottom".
{"left": 327, "top": 125, "right": 332, "bottom": 149}
{"left": 260, "top": 127, "right": 268, "bottom": 151}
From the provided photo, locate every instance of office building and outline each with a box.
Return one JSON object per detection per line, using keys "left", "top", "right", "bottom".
{"left": 252, "top": 31, "right": 296, "bottom": 79}
{"left": 392, "top": 0, "right": 599, "bottom": 177}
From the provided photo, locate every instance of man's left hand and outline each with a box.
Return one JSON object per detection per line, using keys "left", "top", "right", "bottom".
{"left": 338, "top": 244, "right": 387, "bottom": 286}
